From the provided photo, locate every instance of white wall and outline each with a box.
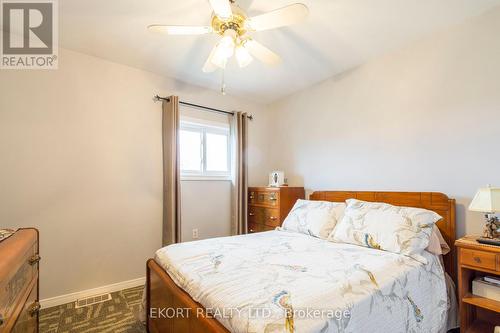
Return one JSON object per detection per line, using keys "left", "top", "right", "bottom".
{"left": 181, "top": 181, "right": 231, "bottom": 241}
{"left": 267, "top": 7, "right": 500, "bottom": 237}
{"left": 0, "top": 48, "right": 271, "bottom": 299}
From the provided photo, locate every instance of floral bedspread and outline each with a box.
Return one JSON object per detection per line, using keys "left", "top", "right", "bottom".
{"left": 154, "top": 230, "right": 448, "bottom": 333}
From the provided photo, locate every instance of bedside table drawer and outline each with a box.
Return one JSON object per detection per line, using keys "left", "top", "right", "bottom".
{"left": 461, "top": 248, "right": 498, "bottom": 271}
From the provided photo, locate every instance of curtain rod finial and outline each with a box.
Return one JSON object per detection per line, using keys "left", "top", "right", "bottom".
{"left": 154, "top": 95, "right": 170, "bottom": 102}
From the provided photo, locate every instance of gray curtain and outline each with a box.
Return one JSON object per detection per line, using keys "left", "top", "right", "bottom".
{"left": 231, "top": 112, "right": 248, "bottom": 235}
{"left": 162, "top": 96, "right": 181, "bottom": 246}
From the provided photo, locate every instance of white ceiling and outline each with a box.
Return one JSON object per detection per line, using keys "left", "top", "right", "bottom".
{"left": 60, "top": 0, "right": 500, "bottom": 103}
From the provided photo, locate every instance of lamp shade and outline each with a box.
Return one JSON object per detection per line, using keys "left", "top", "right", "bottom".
{"left": 469, "top": 187, "right": 500, "bottom": 213}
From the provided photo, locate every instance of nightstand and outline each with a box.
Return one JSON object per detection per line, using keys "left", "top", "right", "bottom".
{"left": 455, "top": 236, "right": 500, "bottom": 332}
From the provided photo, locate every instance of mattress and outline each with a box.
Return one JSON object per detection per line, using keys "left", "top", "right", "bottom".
{"left": 154, "top": 230, "right": 449, "bottom": 333}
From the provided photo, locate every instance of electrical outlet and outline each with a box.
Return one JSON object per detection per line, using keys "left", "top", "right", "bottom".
{"left": 192, "top": 229, "right": 199, "bottom": 239}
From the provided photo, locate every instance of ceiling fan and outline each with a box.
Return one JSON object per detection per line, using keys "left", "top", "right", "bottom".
{"left": 148, "top": 0, "right": 309, "bottom": 73}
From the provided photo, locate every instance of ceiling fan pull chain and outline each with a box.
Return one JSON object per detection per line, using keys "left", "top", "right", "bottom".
{"left": 221, "top": 67, "right": 227, "bottom": 95}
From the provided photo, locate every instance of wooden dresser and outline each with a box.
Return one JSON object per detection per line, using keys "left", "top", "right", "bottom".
{"left": 248, "top": 187, "right": 305, "bottom": 233}
{"left": 455, "top": 236, "right": 500, "bottom": 332}
{"left": 0, "top": 228, "right": 40, "bottom": 333}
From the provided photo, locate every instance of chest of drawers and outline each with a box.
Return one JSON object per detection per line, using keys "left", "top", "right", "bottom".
{"left": 0, "top": 228, "right": 40, "bottom": 333}
{"left": 248, "top": 187, "right": 305, "bottom": 233}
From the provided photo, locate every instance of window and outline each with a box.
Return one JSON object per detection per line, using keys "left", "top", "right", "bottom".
{"left": 180, "top": 121, "right": 231, "bottom": 179}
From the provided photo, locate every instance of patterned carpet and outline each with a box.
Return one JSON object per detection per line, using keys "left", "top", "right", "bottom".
{"left": 39, "top": 286, "right": 146, "bottom": 333}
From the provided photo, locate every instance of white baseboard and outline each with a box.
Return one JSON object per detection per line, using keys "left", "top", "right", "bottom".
{"left": 40, "top": 277, "right": 146, "bottom": 309}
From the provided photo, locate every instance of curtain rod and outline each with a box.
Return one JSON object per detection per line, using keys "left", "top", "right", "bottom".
{"left": 153, "top": 95, "right": 253, "bottom": 120}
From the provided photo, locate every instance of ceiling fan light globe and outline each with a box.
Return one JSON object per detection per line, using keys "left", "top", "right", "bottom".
{"left": 222, "top": 29, "right": 237, "bottom": 42}
{"left": 211, "top": 43, "right": 232, "bottom": 68}
{"left": 220, "top": 36, "right": 235, "bottom": 54}
{"left": 235, "top": 45, "right": 253, "bottom": 68}
{"left": 213, "top": 41, "right": 234, "bottom": 62}
{"left": 210, "top": 53, "right": 228, "bottom": 69}
{"left": 210, "top": 29, "right": 236, "bottom": 67}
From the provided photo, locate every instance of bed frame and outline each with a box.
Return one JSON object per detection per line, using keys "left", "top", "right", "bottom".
{"left": 146, "top": 191, "right": 456, "bottom": 333}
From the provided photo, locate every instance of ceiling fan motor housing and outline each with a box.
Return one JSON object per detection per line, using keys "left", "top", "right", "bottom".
{"left": 211, "top": 5, "right": 247, "bottom": 38}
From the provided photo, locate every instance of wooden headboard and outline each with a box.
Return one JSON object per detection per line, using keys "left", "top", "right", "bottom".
{"left": 310, "top": 191, "right": 456, "bottom": 282}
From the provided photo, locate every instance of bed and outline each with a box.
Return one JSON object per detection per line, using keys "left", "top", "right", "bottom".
{"left": 146, "top": 191, "right": 456, "bottom": 333}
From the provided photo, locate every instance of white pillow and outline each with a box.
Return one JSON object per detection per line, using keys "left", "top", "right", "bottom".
{"left": 281, "top": 199, "right": 346, "bottom": 239}
{"left": 426, "top": 225, "right": 450, "bottom": 255}
{"left": 329, "top": 199, "right": 442, "bottom": 263}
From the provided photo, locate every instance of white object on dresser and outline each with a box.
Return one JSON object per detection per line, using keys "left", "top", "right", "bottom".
{"left": 268, "top": 171, "right": 285, "bottom": 187}
{"left": 472, "top": 277, "right": 500, "bottom": 302}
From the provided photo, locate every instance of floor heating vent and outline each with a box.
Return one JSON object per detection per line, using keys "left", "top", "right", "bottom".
{"left": 75, "top": 293, "right": 112, "bottom": 308}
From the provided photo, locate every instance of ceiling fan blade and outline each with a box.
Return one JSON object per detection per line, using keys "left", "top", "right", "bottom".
{"left": 208, "top": 0, "right": 232, "bottom": 20}
{"left": 245, "top": 3, "right": 309, "bottom": 31}
{"left": 148, "top": 25, "right": 212, "bottom": 35}
{"left": 244, "top": 39, "right": 281, "bottom": 66}
{"left": 202, "top": 46, "right": 220, "bottom": 73}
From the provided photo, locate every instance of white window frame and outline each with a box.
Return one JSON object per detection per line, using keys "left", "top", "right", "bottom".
{"left": 180, "top": 119, "right": 231, "bottom": 181}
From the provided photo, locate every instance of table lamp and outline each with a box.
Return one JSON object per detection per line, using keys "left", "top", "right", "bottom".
{"left": 469, "top": 186, "right": 500, "bottom": 246}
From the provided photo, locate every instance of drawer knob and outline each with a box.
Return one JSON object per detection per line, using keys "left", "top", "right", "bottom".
{"left": 29, "top": 254, "right": 41, "bottom": 265}
{"left": 249, "top": 229, "right": 254, "bottom": 233}
{"left": 269, "top": 196, "right": 277, "bottom": 201}
{"left": 269, "top": 217, "right": 277, "bottom": 220}
{"left": 249, "top": 212, "right": 255, "bottom": 216}
{"left": 473, "top": 257, "right": 482, "bottom": 264}
{"left": 29, "top": 302, "right": 41, "bottom": 317}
